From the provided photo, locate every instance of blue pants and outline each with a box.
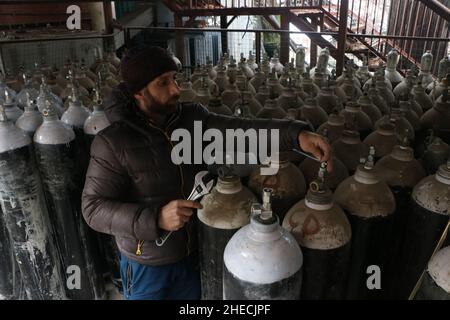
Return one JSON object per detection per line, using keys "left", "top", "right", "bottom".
{"left": 120, "top": 254, "right": 201, "bottom": 300}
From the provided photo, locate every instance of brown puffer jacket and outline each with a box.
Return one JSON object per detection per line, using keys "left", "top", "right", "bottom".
{"left": 82, "top": 83, "right": 309, "bottom": 266}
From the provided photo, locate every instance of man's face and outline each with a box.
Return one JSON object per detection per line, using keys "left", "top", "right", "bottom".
{"left": 135, "top": 71, "right": 180, "bottom": 115}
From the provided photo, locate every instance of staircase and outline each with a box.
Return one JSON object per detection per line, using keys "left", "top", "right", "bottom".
{"left": 161, "top": 0, "right": 449, "bottom": 75}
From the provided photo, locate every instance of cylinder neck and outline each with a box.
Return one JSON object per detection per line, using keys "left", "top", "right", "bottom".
{"left": 215, "top": 175, "right": 242, "bottom": 194}
{"left": 436, "top": 160, "right": 450, "bottom": 185}
{"left": 341, "top": 130, "right": 361, "bottom": 144}
{"left": 391, "top": 145, "right": 414, "bottom": 162}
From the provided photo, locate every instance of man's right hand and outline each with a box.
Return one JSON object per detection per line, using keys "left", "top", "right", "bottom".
{"left": 158, "top": 200, "right": 203, "bottom": 231}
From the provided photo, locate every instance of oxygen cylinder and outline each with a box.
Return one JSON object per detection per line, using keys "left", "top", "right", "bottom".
{"left": 357, "top": 93, "right": 382, "bottom": 124}
{"left": 375, "top": 109, "right": 415, "bottom": 143}
{"left": 214, "top": 63, "right": 229, "bottom": 94}
{"left": 363, "top": 122, "right": 397, "bottom": 160}
{"left": 17, "top": 74, "right": 39, "bottom": 110}
{"left": 83, "top": 93, "right": 116, "bottom": 293}
{"left": 295, "top": 45, "right": 306, "bottom": 74}
{"left": 332, "top": 130, "right": 370, "bottom": 174}
{"left": 250, "top": 70, "right": 266, "bottom": 94}
{"left": 269, "top": 51, "right": 284, "bottom": 75}
{"left": 419, "top": 51, "right": 434, "bottom": 88}
{"left": 277, "top": 85, "right": 302, "bottom": 111}
{"left": 221, "top": 82, "right": 240, "bottom": 110}
{"left": 412, "top": 83, "right": 434, "bottom": 112}
{"left": 317, "top": 113, "right": 345, "bottom": 144}
{"left": 416, "top": 245, "right": 450, "bottom": 300}
{"left": 83, "top": 94, "right": 111, "bottom": 146}
{"left": 334, "top": 147, "right": 396, "bottom": 299}
{"left": 302, "top": 72, "right": 320, "bottom": 98}
{"left": 248, "top": 155, "right": 306, "bottom": 222}
{"left": 385, "top": 49, "right": 404, "bottom": 88}
{"left": 255, "top": 83, "right": 271, "bottom": 109}
{"left": 420, "top": 91, "right": 450, "bottom": 145}
{"left": 2, "top": 89, "right": 23, "bottom": 123}
{"left": 339, "top": 101, "right": 373, "bottom": 140}
{"left": 206, "top": 96, "right": 233, "bottom": 116}
{"left": 300, "top": 98, "right": 328, "bottom": 130}
{"left": 223, "top": 188, "right": 303, "bottom": 300}
{"left": 374, "top": 143, "right": 426, "bottom": 294}
{"left": 421, "top": 137, "right": 450, "bottom": 175}
{"left": 15, "top": 93, "right": 43, "bottom": 137}
{"left": 36, "top": 76, "right": 64, "bottom": 117}
{"left": 0, "top": 72, "right": 17, "bottom": 102}
{"left": 0, "top": 105, "right": 65, "bottom": 300}
{"left": 299, "top": 156, "right": 349, "bottom": 191}
{"left": 232, "top": 92, "right": 261, "bottom": 117}
{"left": 396, "top": 160, "right": 450, "bottom": 299}
{"left": 34, "top": 102, "right": 105, "bottom": 299}
{"left": 317, "top": 87, "right": 340, "bottom": 114}
{"left": 198, "top": 175, "right": 256, "bottom": 300}
{"left": 283, "top": 163, "right": 352, "bottom": 299}
{"left": 0, "top": 213, "right": 22, "bottom": 299}
{"left": 256, "top": 98, "right": 287, "bottom": 119}
{"left": 179, "top": 78, "right": 198, "bottom": 103}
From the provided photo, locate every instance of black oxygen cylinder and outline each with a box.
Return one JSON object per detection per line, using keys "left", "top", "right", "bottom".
{"left": 0, "top": 210, "right": 22, "bottom": 300}
{"left": 395, "top": 160, "right": 450, "bottom": 299}
{"left": 34, "top": 101, "right": 104, "bottom": 300}
{"left": 283, "top": 163, "right": 352, "bottom": 299}
{"left": 374, "top": 144, "right": 426, "bottom": 297}
{"left": 83, "top": 95, "right": 119, "bottom": 289}
{"left": 334, "top": 147, "right": 396, "bottom": 299}
{"left": 416, "top": 245, "right": 450, "bottom": 300}
{"left": 61, "top": 91, "right": 106, "bottom": 297}
{"left": 197, "top": 175, "right": 256, "bottom": 300}
{"left": 0, "top": 104, "right": 65, "bottom": 300}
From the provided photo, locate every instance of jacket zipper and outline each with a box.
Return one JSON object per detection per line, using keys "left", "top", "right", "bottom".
{"left": 135, "top": 117, "right": 191, "bottom": 256}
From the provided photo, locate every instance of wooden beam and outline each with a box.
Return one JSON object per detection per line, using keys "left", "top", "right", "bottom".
{"left": 227, "top": 16, "right": 237, "bottom": 28}
{"left": 220, "top": 15, "right": 228, "bottom": 55}
{"left": 263, "top": 15, "right": 280, "bottom": 30}
{"left": 310, "top": 17, "right": 318, "bottom": 69}
{"left": 174, "top": 14, "right": 185, "bottom": 65}
{"left": 280, "top": 14, "right": 290, "bottom": 65}
{"left": 256, "top": 31, "right": 261, "bottom": 65}
{"left": 336, "top": 0, "right": 349, "bottom": 77}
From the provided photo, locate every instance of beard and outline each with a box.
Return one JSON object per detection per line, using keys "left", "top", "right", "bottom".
{"left": 143, "top": 90, "right": 179, "bottom": 115}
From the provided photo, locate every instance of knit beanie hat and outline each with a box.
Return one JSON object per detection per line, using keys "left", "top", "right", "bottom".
{"left": 121, "top": 46, "right": 178, "bottom": 94}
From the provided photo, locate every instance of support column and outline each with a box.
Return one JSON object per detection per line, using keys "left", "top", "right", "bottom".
{"left": 88, "top": 2, "right": 106, "bottom": 33}
{"left": 280, "top": 14, "right": 290, "bottom": 65}
{"left": 336, "top": 0, "right": 349, "bottom": 77}
{"left": 309, "top": 17, "right": 318, "bottom": 69}
{"left": 103, "top": 1, "right": 113, "bottom": 34}
{"left": 255, "top": 31, "right": 261, "bottom": 65}
{"left": 175, "top": 14, "right": 185, "bottom": 65}
{"left": 220, "top": 16, "right": 228, "bottom": 54}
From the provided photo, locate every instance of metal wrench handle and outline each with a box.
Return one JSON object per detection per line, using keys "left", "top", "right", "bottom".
{"left": 155, "top": 171, "right": 214, "bottom": 247}
{"left": 155, "top": 191, "right": 199, "bottom": 246}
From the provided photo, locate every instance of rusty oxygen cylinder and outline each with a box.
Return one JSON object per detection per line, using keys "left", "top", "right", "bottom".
{"left": 334, "top": 146, "right": 396, "bottom": 299}
{"left": 283, "top": 163, "right": 352, "bottom": 299}
{"left": 395, "top": 158, "right": 450, "bottom": 299}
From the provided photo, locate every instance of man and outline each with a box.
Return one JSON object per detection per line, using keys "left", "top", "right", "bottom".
{"left": 82, "top": 46, "right": 332, "bottom": 300}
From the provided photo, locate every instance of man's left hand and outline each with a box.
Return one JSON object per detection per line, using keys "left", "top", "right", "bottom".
{"left": 298, "top": 131, "right": 333, "bottom": 172}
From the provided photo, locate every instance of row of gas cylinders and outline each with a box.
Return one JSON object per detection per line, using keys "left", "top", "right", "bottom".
{"left": 0, "top": 76, "right": 115, "bottom": 300}
{"left": 199, "top": 148, "right": 450, "bottom": 300}
{"left": 176, "top": 48, "right": 450, "bottom": 162}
